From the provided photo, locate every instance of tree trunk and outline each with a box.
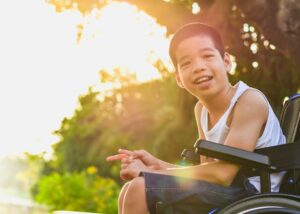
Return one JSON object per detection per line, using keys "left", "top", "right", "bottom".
{"left": 235, "top": 0, "right": 300, "bottom": 66}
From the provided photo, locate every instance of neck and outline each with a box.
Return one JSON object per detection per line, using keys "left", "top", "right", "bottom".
{"left": 201, "top": 83, "right": 235, "bottom": 116}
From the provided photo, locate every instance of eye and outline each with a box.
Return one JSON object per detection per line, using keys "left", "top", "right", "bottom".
{"left": 204, "top": 54, "right": 214, "bottom": 59}
{"left": 179, "top": 61, "right": 191, "bottom": 68}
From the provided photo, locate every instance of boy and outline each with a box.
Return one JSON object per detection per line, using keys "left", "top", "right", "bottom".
{"left": 107, "top": 23, "right": 286, "bottom": 214}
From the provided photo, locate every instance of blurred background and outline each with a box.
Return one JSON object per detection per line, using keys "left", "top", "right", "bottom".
{"left": 0, "top": 0, "right": 299, "bottom": 213}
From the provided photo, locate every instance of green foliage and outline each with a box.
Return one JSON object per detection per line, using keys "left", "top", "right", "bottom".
{"left": 34, "top": 171, "right": 119, "bottom": 213}
{"left": 51, "top": 90, "right": 105, "bottom": 173}
{"left": 46, "top": 72, "right": 197, "bottom": 179}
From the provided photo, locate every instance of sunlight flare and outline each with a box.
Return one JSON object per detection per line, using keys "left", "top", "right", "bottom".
{"left": 0, "top": 0, "right": 171, "bottom": 157}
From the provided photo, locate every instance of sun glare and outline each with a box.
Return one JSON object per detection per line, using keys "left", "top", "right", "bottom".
{"left": 0, "top": 0, "right": 172, "bottom": 158}
{"left": 78, "top": 2, "right": 172, "bottom": 84}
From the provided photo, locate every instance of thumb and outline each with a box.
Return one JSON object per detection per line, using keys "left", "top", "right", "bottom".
{"left": 120, "top": 169, "right": 131, "bottom": 181}
{"left": 132, "top": 150, "right": 147, "bottom": 159}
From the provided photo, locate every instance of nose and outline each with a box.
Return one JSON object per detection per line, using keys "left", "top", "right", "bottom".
{"left": 192, "top": 58, "right": 206, "bottom": 73}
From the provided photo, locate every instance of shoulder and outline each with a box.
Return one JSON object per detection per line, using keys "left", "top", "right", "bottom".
{"left": 238, "top": 88, "right": 268, "bottom": 110}
{"left": 233, "top": 88, "right": 269, "bottom": 122}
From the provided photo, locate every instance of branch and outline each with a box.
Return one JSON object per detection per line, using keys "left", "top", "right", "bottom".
{"left": 116, "top": 0, "right": 199, "bottom": 33}
{"left": 235, "top": 0, "right": 300, "bottom": 65}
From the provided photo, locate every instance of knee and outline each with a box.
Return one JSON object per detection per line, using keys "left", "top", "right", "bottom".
{"left": 126, "top": 176, "right": 146, "bottom": 198}
{"left": 119, "top": 182, "right": 131, "bottom": 203}
{"left": 123, "top": 177, "right": 148, "bottom": 213}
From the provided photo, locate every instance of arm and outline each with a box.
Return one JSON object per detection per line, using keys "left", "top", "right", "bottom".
{"left": 137, "top": 90, "right": 269, "bottom": 186}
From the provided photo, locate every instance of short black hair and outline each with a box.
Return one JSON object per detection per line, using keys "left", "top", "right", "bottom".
{"left": 169, "top": 22, "right": 225, "bottom": 69}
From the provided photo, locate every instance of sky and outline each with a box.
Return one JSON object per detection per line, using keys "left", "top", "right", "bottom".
{"left": 0, "top": 0, "right": 171, "bottom": 158}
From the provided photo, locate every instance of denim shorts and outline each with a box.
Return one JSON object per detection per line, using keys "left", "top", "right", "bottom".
{"left": 141, "top": 171, "right": 258, "bottom": 214}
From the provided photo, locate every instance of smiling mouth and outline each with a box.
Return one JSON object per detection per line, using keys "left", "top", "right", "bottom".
{"left": 193, "top": 76, "right": 213, "bottom": 84}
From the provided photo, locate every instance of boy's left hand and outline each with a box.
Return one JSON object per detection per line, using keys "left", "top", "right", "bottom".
{"left": 120, "top": 158, "right": 149, "bottom": 180}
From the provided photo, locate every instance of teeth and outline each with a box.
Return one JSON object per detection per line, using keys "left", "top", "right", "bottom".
{"left": 199, "top": 77, "right": 209, "bottom": 82}
{"left": 194, "top": 76, "right": 211, "bottom": 84}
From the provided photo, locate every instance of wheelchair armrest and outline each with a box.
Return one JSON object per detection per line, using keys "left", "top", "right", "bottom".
{"left": 194, "top": 140, "right": 276, "bottom": 192}
{"left": 181, "top": 149, "right": 200, "bottom": 164}
{"left": 194, "top": 140, "right": 275, "bottom": 170}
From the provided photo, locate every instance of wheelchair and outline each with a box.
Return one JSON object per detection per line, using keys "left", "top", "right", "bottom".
{"left": 157, "top": 93, "right": 300, "bottom": 214}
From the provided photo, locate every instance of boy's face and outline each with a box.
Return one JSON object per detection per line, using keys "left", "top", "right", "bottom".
{"left": 174, "top": 35, "right": 231, "bottom": 99}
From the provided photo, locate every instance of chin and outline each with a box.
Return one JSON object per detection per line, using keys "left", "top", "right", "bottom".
{"left": 196, "top": 88, "right": 219, "bottom": 100}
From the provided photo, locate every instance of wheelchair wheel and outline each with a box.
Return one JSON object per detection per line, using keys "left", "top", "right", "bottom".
{"left": 217, "top": 193, "right": 300, "bottom": 214}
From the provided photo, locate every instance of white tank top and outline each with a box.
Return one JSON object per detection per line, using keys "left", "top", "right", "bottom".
{"left": 200, "top": 81, "right": 286, "bottom": 192}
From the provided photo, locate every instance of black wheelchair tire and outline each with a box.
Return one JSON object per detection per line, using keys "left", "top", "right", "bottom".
{"left": 216, "top": 193, "right": 300, "bottom": 214}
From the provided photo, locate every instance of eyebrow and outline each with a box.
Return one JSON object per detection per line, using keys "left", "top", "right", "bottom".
{"left": 199, "top": 47, "right": 215, "bottom": 52}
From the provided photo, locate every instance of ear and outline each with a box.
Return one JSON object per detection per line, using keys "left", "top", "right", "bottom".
{"left": 175, "top": 72, "right": 185, "bottom": 88}
{"left": 223, "top": 52, "right": 232, "bottom": 74}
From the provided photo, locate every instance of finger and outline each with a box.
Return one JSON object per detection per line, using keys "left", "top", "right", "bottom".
{"left": 121, "top": 156, "right": 134, "bottom": 164}
{"left": 120, "top": 171, "right": 128, "bottom": 180}
{"left": 128, "top": 156, "right": 134, "bottom": 162}
{"left": 106, "top": 154, "right": 128, "bottom": 162}
{"left": 131, "top": 150, "right": 147, "bottom": 159}
{"left": 121, "top": 163, "right": 128, "bottom": 169}
{"left": 120, "top": 169, "right": 132, "bottom": 181}
{"left": 118, "top": 149, "right": 134, "bottom": 156}
{"left": 133, "top": 150, "right": 146, "bottom": 155}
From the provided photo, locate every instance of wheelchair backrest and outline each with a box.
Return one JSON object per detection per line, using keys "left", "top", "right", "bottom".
{"left": 278, "top": 94, "right": 300, "bottom": 194}
{"left": 279, "top": 94, "right": 300, "bottom": 143}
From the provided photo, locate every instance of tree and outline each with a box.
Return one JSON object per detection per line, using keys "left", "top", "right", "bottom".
{"left": 235, "top": 0, "right": 300, "bottom": 66}
{"left": 47, "top": 0, "right": 300, "bottom": 113}
{"left": 48, "top": 71, "right": 197, "bottom": 177}
{"left": 48, "top": 0, "right": 300, "bottom": 66}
